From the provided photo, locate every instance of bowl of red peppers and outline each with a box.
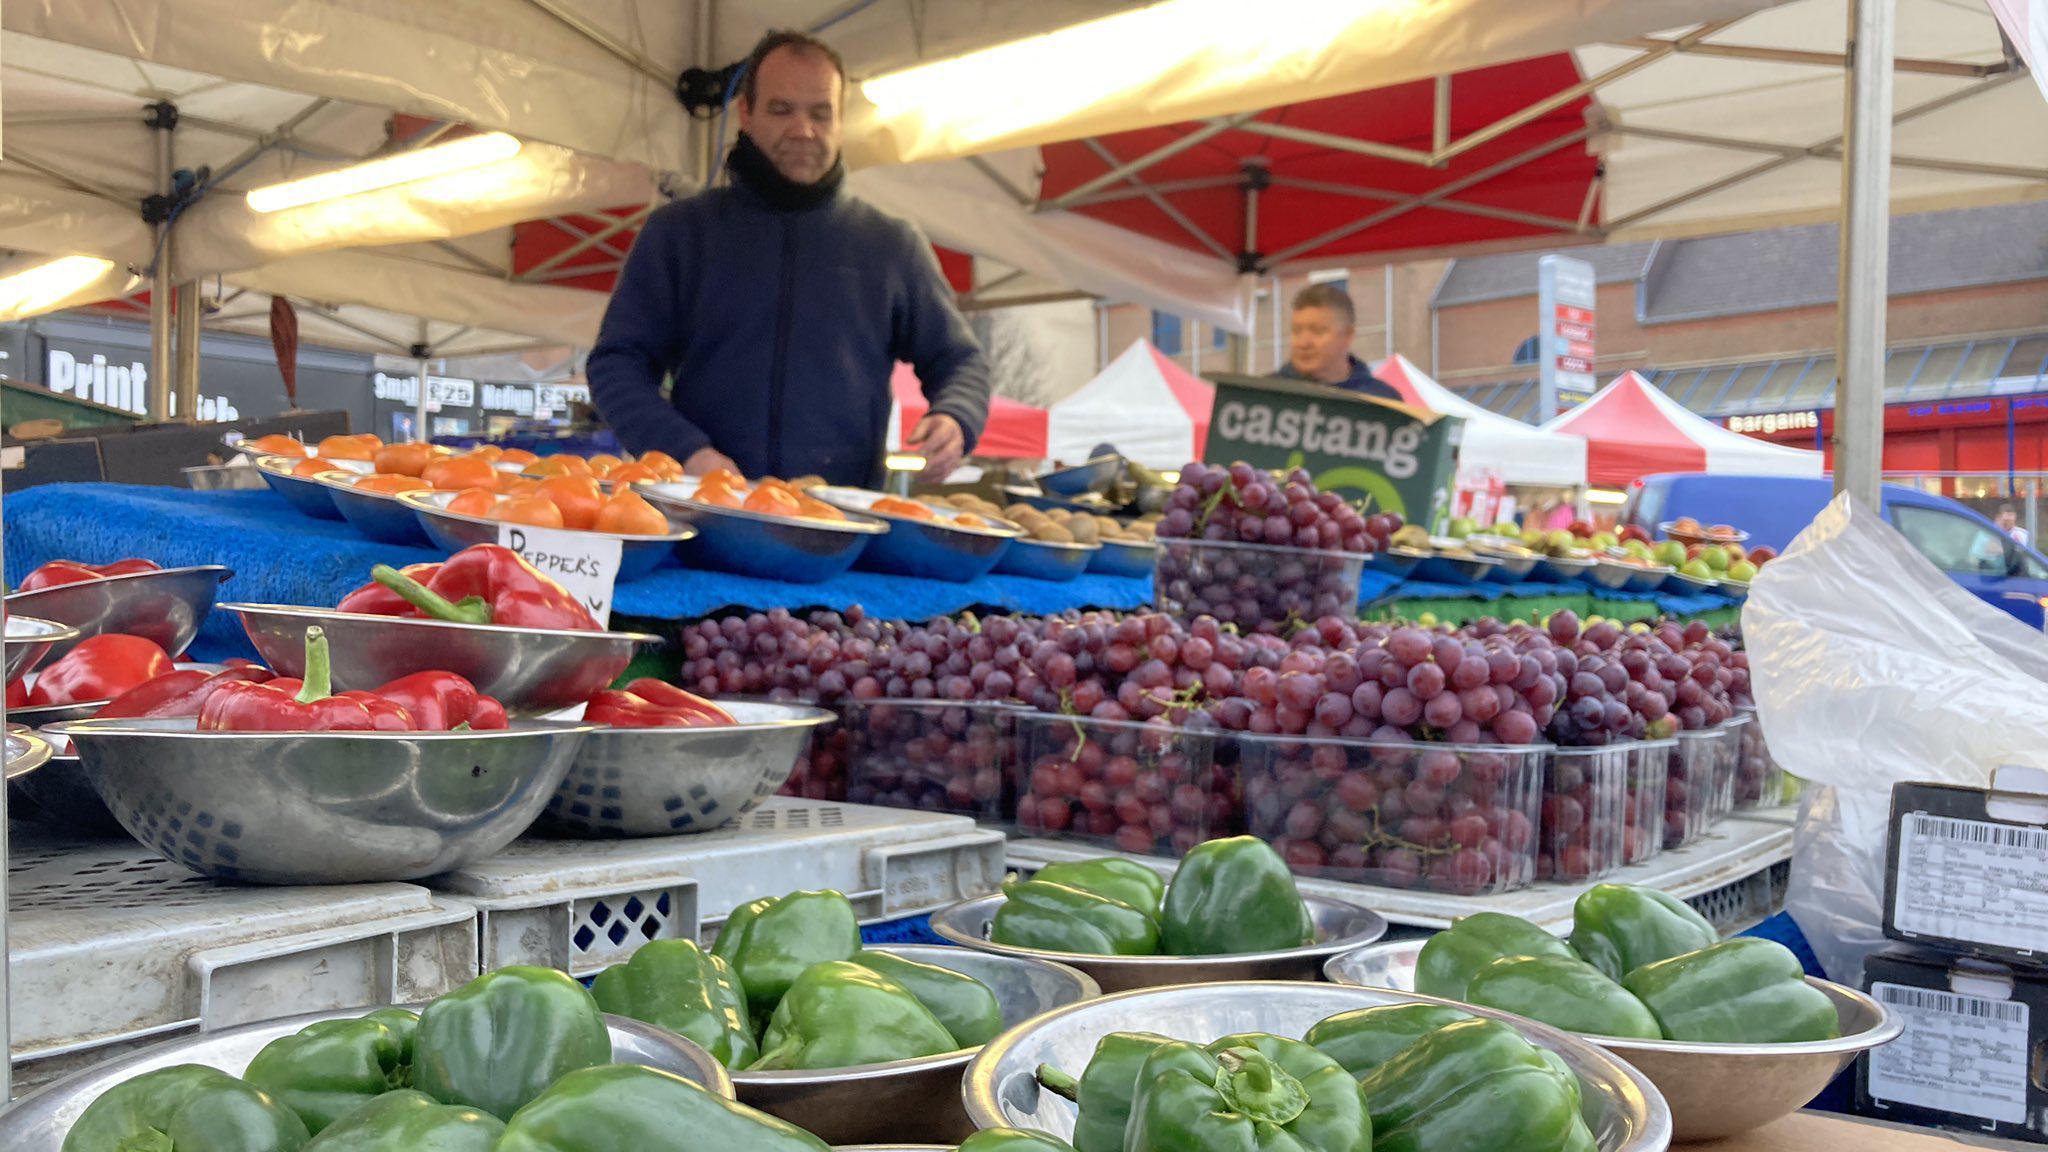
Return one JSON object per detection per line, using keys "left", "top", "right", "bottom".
{"left": 7, "top": 558, "right": 232, "bottom": 661}
{"left": 226, "top": 545, "right": 658, "bottom": 716}
{"left": 539, "top": 688, "right": 836, "bottom": 838}
{"left": 48, "top": 626, "right": 595, "bottom": 884}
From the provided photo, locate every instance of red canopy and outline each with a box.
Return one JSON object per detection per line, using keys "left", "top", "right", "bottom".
{"left": 890, "top": 363, "right": 1050, "bottom": 459}
{"left": 1541, "top": 372, "right": 1824, "bottom": 487}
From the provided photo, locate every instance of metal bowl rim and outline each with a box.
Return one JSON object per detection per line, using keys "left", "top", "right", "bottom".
{"left": 311, "top": 470, "right": 428, "bottom": 503}
{"left": 1657, "top": 521, "right": 1750, "bottom": 545}
{"left": 254, "top": 454, "right": 374, "bottom": 479}
{"left": 931, "top": 891, "right": 1388, "bottom": 967}
{"left": 636, "top": 481, "right": 891, "bottom": 535}
{"left": 810, "top": 487, "right": 1028, "bottom": 540}
{"left": 222, "top": 602, "right": 660, "bottom": 646}
{"left": 583, "top": 701, "right": 839, "bottom": 738}
{"left": 397, "top": 488, "right": 698, "bottom": 545}
{"left": 1034, "top": 452, "right": 1123, "bottom": 480}
{"left": 729, "top": 945, "right": 1100, "bottom": 1086}
{"left": 3, "top": 616, "right": 83, "bottom": 644}
{"left": 6, "top": 566, "right": 232, "bottom": 605}
{"left": 6, "top": 729, "right": 54, "bottom": 780}
{"left": 960, "top": 978, "right": 1670, "bottom": 1150}
{"left": 1005, "top": 536, "right": 1102, "bottom": 556}
{"left": 50, "top": 716, "right": 597, "bottom": 742}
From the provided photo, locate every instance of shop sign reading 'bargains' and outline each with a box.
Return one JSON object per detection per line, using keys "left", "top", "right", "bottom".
{"left": 1204, "top": 373, "right": 1460, "bottom": 525}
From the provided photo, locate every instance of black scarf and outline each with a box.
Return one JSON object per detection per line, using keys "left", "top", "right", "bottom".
{"left": 727, "top": 132, "right": 845, "bottom": 211}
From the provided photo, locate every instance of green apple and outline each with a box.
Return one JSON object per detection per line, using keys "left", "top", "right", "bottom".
{"left": 1521, "top": 529, "right": 1546, "bottom": 548}
{"left": 1681, "top": 559, "right": 1714, "bottom": 579}
{"left": 1623, "top": 539, "right": 1652, "bottom": 558}
{"left": 1652, "top": 540, "right": 1687, "bottom": 568}
{"left": 1493, "top": 522, "right": 1521, "bottom": 537}
{"left": 1698, "top": 544, "right": 1731, "bottom": 572}
{"left": 1590, "top": 532, "right": 1618, "bottom": 549}
{"left": 1448, "top": 517, "right": 1477, "bottom": 539}
{"left": 1726, "top": 559, "right": 1759, "bottom": 582}
{"left": 1545, "top": 530, "right": 1576, "bottom": 552}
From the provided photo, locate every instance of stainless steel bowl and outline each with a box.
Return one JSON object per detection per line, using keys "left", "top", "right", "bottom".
{"left": 6, "top": 566, "right": 231, "bottom": 660}
{"left": 1469, "top": 549, "right": 1540, "bottom": 583}
{"left": 811, "top": 486, "right": 1025, "bottom": 584}
{"left": 1661, "top": 570, "right": 1720, "bottom": 595}
{"left": 931, "top": 892, "right": 1387, "bottom": 994}
{"left": 1410, "top": 552, "right": 1500, "bottom": 585}
{"left": 4, "top": 616, "right": 80, "bottom": 680}
{"left": 253, "top": 454, "right": 371, "bottom": 519}
{"left": 538, "top": 701, "right": 837, "bottom": 838}
{"left": 963, "top": 981, "right": 1670, "bottom": 1152}
{"left": 50, "top": 716, "right": 593, "bottom": 884}
{"left": 227, "top": 603, "right": 655, "bottom": 715}
{"left": 7, "top": 727, "right": 53, "bottom": 781}
{"left": 0, "top": 1007, "right": 731, "bottom": 1152}
{"left": 1584, "top": 559, "right": 1639, "bottom": 590}
{"left": 1623, "top": 564, "right": 1675, "bottom": 593}
{"left": 1036, "top": 455, "right": 1123, "bottom": 497}
{"left": 399, "top": 489, "right": 695, "bottom": 581}
{"left": 317, "top": 472, "right": 434, "bottom": 545}
{"left": 1364, "top": 546, "right": 1428, "bottom": 579}
{"left": 1087, "top": 538, "right": 1157, "bottom": 579}
{"left": 640, "top": 480, "right": 887, "bottom": 584}
{"left": 1531, "top": 555, "right": 1597, "bottom": 584}
{"left": 1717, "top": 578, "right": 1750, "bottom": 602}
{"left": 1323, "top": 938, "right": 1898, "bottom": 1142}
{"left": 9, "top": 743, "right": 121, "bottom": 833}
{"left": 733, "top": 944, "right": 1099, "bottom": 1146}
{"left": 994, "top": 538, "right": 1098, "bottom": 582}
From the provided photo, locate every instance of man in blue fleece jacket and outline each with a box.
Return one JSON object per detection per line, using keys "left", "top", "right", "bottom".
{"left": 587, "top": 31, "right": 992, "bottom": 486}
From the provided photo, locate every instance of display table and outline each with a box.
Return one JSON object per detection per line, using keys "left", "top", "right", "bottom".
{"left": 1710, "top": 1112, "right": 1981, "bottom": 1151}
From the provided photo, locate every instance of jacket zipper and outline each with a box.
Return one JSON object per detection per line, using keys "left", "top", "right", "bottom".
{"left": 766, "top": 215, "right": 798, "bottom": 476}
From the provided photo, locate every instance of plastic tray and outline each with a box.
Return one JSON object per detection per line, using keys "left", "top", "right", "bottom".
{"left": 1732, "top": 707, "right": 1790, "bottom": 809}
{"left": 1011, "top": 712, "right": 1227, "bottom": 856}
{"left": 1625, "top": 739, "right": 1675, "bottom": 863}
{"left": 1542, "top": 744, "right": 1630, "bottom": 883}
{"left": 1153, "top": 537, "right": 1365, "bottom": 637}
{"left": 840, "top": 699, "right": 1024, "bottom": 824}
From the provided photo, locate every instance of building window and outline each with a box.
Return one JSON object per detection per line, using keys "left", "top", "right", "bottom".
{"left": 1152, "top": 312, "right": 1183, "bottom": 356}
{"left": 1212, "top": 325, "right": 1228, "bottom": 350}
{"left": 1513, "top": 335, "right": 1540, "bottom": 364}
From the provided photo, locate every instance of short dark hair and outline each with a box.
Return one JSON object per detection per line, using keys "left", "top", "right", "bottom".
{"left": 1999, "top": 502, "right": 2018, "bottom": 516}
{"left": 740, "top": 30, "right": 846, "bottom": 108}
{"left": 1292, "top": 282, "right": 1356, "bottom": 327}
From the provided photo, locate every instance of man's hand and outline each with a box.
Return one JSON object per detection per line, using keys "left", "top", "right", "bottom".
{"left": 683, "top": 446, "right": 740, "bottom": 477}
{"left": 907, "top": 413, "right": 965, "bottom": 481}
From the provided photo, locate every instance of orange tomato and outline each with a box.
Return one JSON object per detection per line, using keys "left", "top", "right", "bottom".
{"left": 498, "top": 494, "right": 566, "bottom": 529}
{"left": 354, "top": 473, "right": 432, "bottom": 496}
{"left": 500, "top": 477, "right": 542, "bottom": 497}
{"left": 794, "top": 493, "right": 848, "bottom": 522}
{"left": 249, "top": 434, "right": 310, "bottom": 458}
{"left": 605, "top": 463, "right": 659, "bottom": 486}
{"left": 373, "top": 442, "right": 440, "bottom": 477}
{"left": 872, "top": 496, "right": 935, "bottom": 521}
{"left": 744, "top": 483, "right": 806, "bottom": 518}
{"left": 291, "top": 457, "right": 341, "bottom": 478}
{"left": 696, "top": 480, "right": 744, "bottom": 509}
{"left": 525, "top": 455, "right": 594, "bottom": 479}
{"left": 586, "top": 454, "right": 622, "bottom": 478}
{"left": 446, "top": 488, "right": 501, "bottom": 519}
{"left": 536, "top": 475, "right": 604, "bottom": 530}
{"left": 594, "top": 489, "right": 670, "bottom": 536}
{"left": 498, "top": 448, "right": 539, "bottom": 465}
{"left": 701, "top": 467, "right": 747, "bottom": 489}
{"left": 466, "top": 444, "right": 504, "bottom": 463}
{"left": 639, "top": 450, "right": 681, "bottom": 475}
{"left": 954, "top": 513, "right": 987, "bottom": 528}
{"left": 422, "top": 455, "right": 501, "bottom": 493}
{"left": 314, "top": 435, "right": 376, "bottom": 461}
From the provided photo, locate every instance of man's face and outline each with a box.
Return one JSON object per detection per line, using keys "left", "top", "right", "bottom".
{"left": 1999, "top": 509, "right": 2017, "bottom": 529}
{"left": 738, "top": 45, "right": 843, "bottom": 185}
{"left": 1290, "top": 306, "right": 1354, "bottom": 379}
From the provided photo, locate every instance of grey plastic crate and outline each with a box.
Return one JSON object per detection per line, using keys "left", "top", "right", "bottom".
{"left": 425, "top": 799, "right": 1005, "bottom": 976}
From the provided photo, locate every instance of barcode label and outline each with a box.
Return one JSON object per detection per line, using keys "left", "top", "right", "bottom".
{"left": 1867, "top": 982, "right": 2030, "bottom": 1123}
{"left": 1893, "top": 811, "right": 2048, "bottom": 952}
{"left": 1878, "top": 985, "right": 2029, "bottom": 1023}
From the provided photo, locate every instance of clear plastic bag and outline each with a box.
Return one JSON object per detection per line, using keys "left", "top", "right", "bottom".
{"left": 1742, "top": 493, "right": 2048, "bottom": 985}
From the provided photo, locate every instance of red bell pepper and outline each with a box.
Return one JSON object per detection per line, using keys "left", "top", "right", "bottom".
{"left": 369, "top": 545, "right": 599, "bottom": 631}
{"left": 371, "top": 671, "right": 508, "bottom": 731}
{"left": 25, "top": 634, "right": 176, "bottom": 706}
{"left": 200, "top": 627, "right": 411, "bottom": 732}
{"left": 6, "top": 678, "right": 26, "bottom": 709}
{"left": 337, "top": 561, "right": 441, "bottom": 617}
{"left": 17, "top": 558, "right": 162, "bottom": 592}
{"left": 98, "top": 665, "right": 276, "bottom": 719}
{"left": 585, "top": 679, "right": 734, "bottom": 728}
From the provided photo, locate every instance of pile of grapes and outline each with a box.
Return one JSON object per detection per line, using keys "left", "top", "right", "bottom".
{"left": 1154, "top": 463, "right": 1377, "bottom": 635}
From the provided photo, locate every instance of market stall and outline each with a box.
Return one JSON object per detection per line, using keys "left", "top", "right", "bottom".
{"left": 1540, "top": 372, "right": 1826, "bottom": 488}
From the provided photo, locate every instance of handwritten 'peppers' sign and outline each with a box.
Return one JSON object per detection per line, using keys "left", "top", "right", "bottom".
{"left": 1204, "top": 373, "right": 1462, "bottom": 528}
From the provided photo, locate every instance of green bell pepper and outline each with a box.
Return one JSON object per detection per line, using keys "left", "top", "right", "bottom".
{"left": 1159, "top": 836, "right": 1315, "bottom": 957}
{"left": 712, "top": 890, "right": 862, "bottom": 1016}
{"left": 591, "top": 940, "right": 757, "bottom": 1069}
{"left": 413, "top": 965, "right": 612, "bottom": 1120}
{"left": 749, "top": 959, "right": 960, "bottom": 1070}
{"left": 846, "top": 949, "right": 1004, "bottom": 1047}
{"left": 299, "top": 1090, "right": 502, "bottom": 1152}
{"left": 1030, "top": 859, "right": 1166, "bottom": 917}
{"left": 956, "top": 1129, "right": 1083, "bottom": 1152}
{"left": 1464, "top": 955, "right": 1664, "bottom": 1039}
{"left": 991, "top": 879, "right": 1160, "bottom": 956}
{"left": 1568, "top": 884, "right": 1719, "bottom": 982}
{"left": 494, "top": 1063, "right": 829, "bottom": 1152}
{"left": 61, "top": 1064, "right": 310, "bottom": 1152}
{"left": 1357, "top": 1018, "right": 1591, "bottom": 1152}
{"left": 1124, "top": 1033, "right": 1371, "bottom": 1152}
{"left": 1034, "top": 1031, "right": 1173, "bottom": 1152}
{"left": 1303, "top": 1004, "right": 1473, "bottom": 1079}
{"left": 1622, "top": 938, "right": 1841, "bottom": 1043}
{"left": 1413, "top": 912, "right": 1574, "bottom": 1000}
{"left": 244, "top": 1010, "right": 418, "bottom": 1134}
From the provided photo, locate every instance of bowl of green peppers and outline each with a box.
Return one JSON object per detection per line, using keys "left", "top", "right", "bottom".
{"left": 1323, "top": 884, "right": 1903, "bottom": 1141}
{"left": 964, "top": 979, "right": 1670, "bottom": 1152}
{"left": 931, "top": 838, "right": 1388, "bottom": 993}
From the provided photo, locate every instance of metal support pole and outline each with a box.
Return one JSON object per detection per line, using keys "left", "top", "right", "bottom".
{"left": 1384, "top": 265, "right": 1396, "bottom": 360}
{"left": 1, "top": 378, "right": 10, "bottom": 1101}
{"left": 1833, "top": 0, "right": 1896, "bottom": 506}
{"left": 174, "top": 283, "right": 202, "bottom": 420}
{"left": 413, "top": 322, "right": 433, "bottom": 444}
{"left": 1271, "top": 275, "right": 1285, "bottom": 373}
{"left": 147, "top": 105, "right": 177, "bottom": 423}
{"left": 695, "top": 0, "right": 719, "bottom": 189}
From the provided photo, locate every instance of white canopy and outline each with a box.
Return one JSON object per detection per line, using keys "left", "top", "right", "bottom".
{"left": 1045, "top": 339, "right": 1214, "bottom": 469}
{"left": 1372, "top": 354, "right": 1587, "bottom": 489}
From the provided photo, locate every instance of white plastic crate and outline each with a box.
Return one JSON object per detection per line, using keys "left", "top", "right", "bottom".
{"left": 6, "top": 822, "right": 476, "bottom": 1087}
{"left": 1010, "top": 811, "right": 1792, "bottom": 932}
{"left": 425, "top": 799, "right": 1004, "bottom": 976}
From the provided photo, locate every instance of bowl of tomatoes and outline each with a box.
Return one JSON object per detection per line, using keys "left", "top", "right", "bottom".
{"left": 638, "top": 472, "right": 887, "bottom": 583}
{"left": 809, "top": 486, "right": 1024, "bottom": 583}
{"left": 400, "top": 487, "right": 694, "bottom": 579}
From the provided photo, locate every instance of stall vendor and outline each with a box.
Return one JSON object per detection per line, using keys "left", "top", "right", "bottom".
{"left": 1273, "top": 282, "right": 1400, "bottom": 401}
{"left": 587, "top": 30, "right": 992, "bottom": 486}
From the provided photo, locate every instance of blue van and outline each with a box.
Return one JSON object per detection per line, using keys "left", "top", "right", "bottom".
{"left": 1622, "top": 473, "right": 2048, "bottom": 628}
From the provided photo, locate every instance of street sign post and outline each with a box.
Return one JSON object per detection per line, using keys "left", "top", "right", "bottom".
{"left": 1538, "top": 254, "right": 1597, "bottom": 423}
